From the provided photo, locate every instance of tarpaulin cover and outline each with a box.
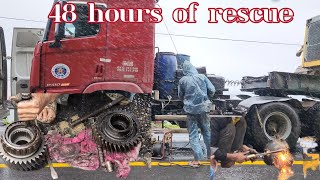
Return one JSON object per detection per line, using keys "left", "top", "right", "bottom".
{"left": 46, "top": 129, "right": 141, "bottom": 178}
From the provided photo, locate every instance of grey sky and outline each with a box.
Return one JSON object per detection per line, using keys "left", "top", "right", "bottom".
{"left": 0, "top": 0, "right": 319, "bottom": 83}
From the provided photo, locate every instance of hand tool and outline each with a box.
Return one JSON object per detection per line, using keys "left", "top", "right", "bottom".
{"left": 246, "top": 149, "right": 286, "bottom": 159}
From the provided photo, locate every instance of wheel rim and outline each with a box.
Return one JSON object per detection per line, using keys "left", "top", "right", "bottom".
{"left": 263, "top": 112, "right": 292, "bottom": 140}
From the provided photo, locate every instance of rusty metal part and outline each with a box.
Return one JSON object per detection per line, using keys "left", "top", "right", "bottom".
{"left": 242, "top": 71, "right": 320, "bottom": 97}
{"left": 71, "top": 96, "right": 126, "bottom": 127}
{"left": 273, "top": 151, "right": 294, "bottom": 172}
{"left": 96, "top": 108, "right": 142, "bottom": 152}
{"left": 97, "top": 146, "right": 105, "bottom": 166}
{"left": 0, "top": 121, "right": 47, "bottom": 171}
{"left": 152, "top": 130, "right": 173, "bottom": 160}
{"left": 92, "top": 117, "right": 114, "bottom": 172}
{"left": 263, "top": 139, "right": 294, "bottom": 180}
{"left": 263, "top": 139, "right": 291, "bottom": 166}
{"left": 97, "top": 145, "right": 113, "bottom": 172}
{"left": 105, "top": 161, "right": 113, "bottom": 172}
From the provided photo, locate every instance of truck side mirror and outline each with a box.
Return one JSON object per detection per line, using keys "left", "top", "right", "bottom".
{"left": 54, "top": 23, "right": 65, "bottom": 41}
{"left": 50, "top": 0, "right": 66, "bottom": 48}
{"left": 49, "top": 23, "right": 65, "bottom": 48}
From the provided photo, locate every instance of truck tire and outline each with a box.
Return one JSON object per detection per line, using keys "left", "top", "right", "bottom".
{"left": 247, "top": 102, "right": 301, "bottom": 151}
{"left": 310, "top": 104, "right": 320, "bottom": 148}
{"left": 314, "top": 115, "right": 320, "bottom": 151}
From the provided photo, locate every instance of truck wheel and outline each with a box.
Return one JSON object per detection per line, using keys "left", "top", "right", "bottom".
{"left": 314, "top": 114, "right": 320, "bottom": 151}
{"left": 248, "top": 102, "right": 301, "bottom": 151}
{"left": 311, "top": 104, "right": 320, "bottom": 148}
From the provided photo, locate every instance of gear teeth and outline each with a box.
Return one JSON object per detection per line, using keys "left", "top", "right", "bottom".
{"left": 93, "top": 94, "right": 151, "bottom": 156}
{"left": 2, "top": 149, "right": 48, "bottom": 171}
{"left": 0, "top": 122, "right": 48, "bottom": 171}
{"left": 95, "top": 105, "right": 143, "bottom": 153}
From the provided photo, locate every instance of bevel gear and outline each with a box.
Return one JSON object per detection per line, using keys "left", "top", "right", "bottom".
{"left": 0, "top": 121, "right": 47, "bottom": 171}
{"left": 95, "top": 107, "right": 142, "bottom": 153}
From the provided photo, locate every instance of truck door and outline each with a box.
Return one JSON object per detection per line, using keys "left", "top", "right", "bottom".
{"left": 11, "top": 28, "right": 44, "bottom": 95}
{"left": 0, "top": 27, "right": 9, "bottom": 120}
{"left": 41, "top": 3, "right": 107, "bottom": 93}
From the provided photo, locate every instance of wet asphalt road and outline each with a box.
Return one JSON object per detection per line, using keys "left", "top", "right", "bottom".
{"left": 1, "top": 127, "right": 320, "bottom": 180}
{"left": 0, "top": 163, "right": 320, "bottom": 180}
{"left": 215, "top": 165, "right": 320, "bottom": 180}
{"left": 0, "top": 162, "right": 210, "bottom": 180}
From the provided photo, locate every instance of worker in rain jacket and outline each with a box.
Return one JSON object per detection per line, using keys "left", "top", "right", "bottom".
{"left": 178, "top": 61, "right": 215, "bottom": 167}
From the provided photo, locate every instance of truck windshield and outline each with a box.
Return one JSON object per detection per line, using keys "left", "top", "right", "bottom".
{"left": 64, "top": 3, "right": 100, "bottom": 38}
{"left": 43, "top": 3, "right": 105, "bottom": 41}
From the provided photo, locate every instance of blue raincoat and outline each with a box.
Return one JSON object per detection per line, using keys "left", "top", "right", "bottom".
{"left": 178, "top": 61, "right": 216, "bottom": 114}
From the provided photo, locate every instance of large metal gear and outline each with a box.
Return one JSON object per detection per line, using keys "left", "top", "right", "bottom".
{"left": 96, "top": 107, "right": 142, "bottom": 153}
{"left": 0, "top": 121, "right": 47, "bottom": 171}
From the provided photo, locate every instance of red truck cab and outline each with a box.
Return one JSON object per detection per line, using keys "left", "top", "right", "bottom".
{"left": 30, "top": 0, "right": 155, "bottom": 94}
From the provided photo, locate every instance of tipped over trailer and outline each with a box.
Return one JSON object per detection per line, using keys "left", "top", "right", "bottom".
{"left": 238, "top": 72, "right": 320, "bottom": 151}
{"left": 236, "top": 15, "right": 320, "bottom": 151}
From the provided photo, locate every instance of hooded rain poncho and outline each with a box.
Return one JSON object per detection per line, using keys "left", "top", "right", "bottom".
{"left": 178, "top": 61, "right": 216, "bottom": 114}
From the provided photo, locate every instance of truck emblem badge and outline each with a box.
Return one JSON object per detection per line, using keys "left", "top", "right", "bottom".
{"left": 51, "top": 64, "right": 70, "bottom": 79}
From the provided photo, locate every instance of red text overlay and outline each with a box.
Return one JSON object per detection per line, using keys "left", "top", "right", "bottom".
{"left": 48, "top": 2, "right": 294, "bottom": 24}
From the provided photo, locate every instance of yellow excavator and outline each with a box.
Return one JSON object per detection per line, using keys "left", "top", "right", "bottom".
{"left": 296, "top": 15, "right": 320, "bottom": 75}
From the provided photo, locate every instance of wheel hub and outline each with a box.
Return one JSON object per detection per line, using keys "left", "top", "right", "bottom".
{"left": 264, "top": 112, "right": 292, "bottom": 140}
